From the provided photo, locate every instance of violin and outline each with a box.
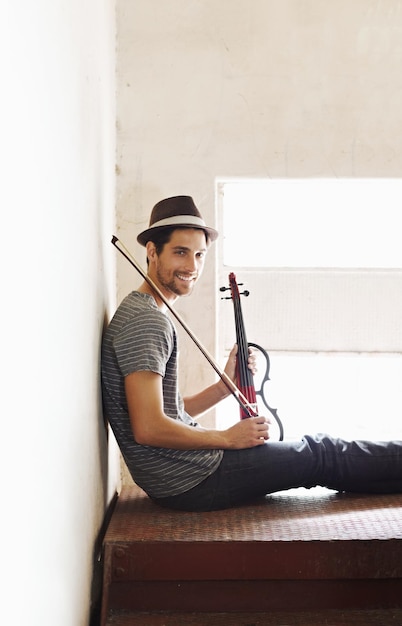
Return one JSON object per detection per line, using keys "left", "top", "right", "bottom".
{"left": 221, "top": 272, "right": 284, "bottom": 440}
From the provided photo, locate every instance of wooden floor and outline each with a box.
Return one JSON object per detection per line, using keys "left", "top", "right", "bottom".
{"left": 101, "top": 484, "right": 402, "bottom": 625}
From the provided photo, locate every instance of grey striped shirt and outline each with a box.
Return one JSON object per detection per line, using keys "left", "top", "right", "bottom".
{"left": 101, "top": 291, "right": 223, "bottom": 498}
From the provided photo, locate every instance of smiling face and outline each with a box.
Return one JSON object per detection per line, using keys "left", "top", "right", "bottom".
{"left": 146, "top": 228, "right": 208, "bottom": 303}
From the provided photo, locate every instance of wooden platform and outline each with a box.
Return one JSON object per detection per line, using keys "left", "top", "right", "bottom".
{"left": 104, "top": 608, "right": 402, "bottom": 625}
{"left": 101, "top": 484, "right": 402, "bottom": 625}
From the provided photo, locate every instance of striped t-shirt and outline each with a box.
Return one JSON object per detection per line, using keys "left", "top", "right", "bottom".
{"left": 101, "top": 291, "right": 223, "bottom": 498}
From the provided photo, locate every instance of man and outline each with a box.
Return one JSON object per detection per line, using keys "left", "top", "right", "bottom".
{"left": 101, "top": 195, "right": 402, "bottom": 511}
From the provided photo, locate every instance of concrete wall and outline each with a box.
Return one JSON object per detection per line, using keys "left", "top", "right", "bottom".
{"left": 116, "top": 0, "right": 402, "bottom": 416}
{"left": 1, "top": 2, "right": 118, "bottom": 625}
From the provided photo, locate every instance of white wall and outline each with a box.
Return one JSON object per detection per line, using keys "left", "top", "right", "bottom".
{"left": 1, "top": 2, "right": 118, "bottom": 625}
{"left": 116, "top": 0, "right": 402, "bottom": 424}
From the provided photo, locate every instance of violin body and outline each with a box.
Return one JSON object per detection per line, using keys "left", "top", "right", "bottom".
{"left": 247, "top": 341, "right": 284, "bottom": 441}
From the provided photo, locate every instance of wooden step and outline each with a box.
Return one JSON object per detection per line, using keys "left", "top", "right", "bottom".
{"left": 101, "top": 484, "right": 402, "bottom": 624}
{"left": 105, "top": 608, "right": 402, "bottom": 626}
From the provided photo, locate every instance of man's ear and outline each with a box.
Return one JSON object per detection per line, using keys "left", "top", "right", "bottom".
{"left": 146, "top": 241, "right": 157, "bottom": 262}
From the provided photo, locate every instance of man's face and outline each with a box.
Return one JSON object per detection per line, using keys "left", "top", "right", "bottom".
{"left": 147, "top": 228, "right": 208, "bottom": 301}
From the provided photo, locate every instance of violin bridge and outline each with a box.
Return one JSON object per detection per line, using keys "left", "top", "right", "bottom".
{"left": 245, "top": 402, "right": 259, "bottom": 418}
{"left": 250, "top": 402, "right": 259, "bottom": 415}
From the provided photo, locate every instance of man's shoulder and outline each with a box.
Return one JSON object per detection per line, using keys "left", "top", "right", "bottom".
{"left": 113, "top": 291, "right": 173, "bottom": 334}
{"left": 115, "top": 291, "right": 157, "bottom": 320}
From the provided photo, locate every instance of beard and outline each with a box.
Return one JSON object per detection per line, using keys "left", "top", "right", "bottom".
{"left": 155, "top": 266, "right": 196, "bottom": 298}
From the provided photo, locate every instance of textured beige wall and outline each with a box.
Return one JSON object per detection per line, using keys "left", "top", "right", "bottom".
{"left": 116, "top": 0, "right": 402, "bottom": 416}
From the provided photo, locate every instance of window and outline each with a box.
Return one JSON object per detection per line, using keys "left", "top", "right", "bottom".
{"left": 221, "top": 178, "right": 402, "bottom": 269}
{"left": 216, "top": 179, "right": 402, "bottom": 441}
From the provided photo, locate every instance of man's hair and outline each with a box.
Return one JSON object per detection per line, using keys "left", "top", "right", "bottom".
{"left": 146, "top": 226, "right": 209, "bottom": 264}
{"left": 145, "top": 227, "right": 174, "bottom": 266}
{"left": 152, "top": 228, "right": 176, "bottom": 256}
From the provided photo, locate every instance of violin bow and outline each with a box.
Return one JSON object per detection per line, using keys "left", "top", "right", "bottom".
{"left": 111, "top": 236, "right": 256, "bottom": 417}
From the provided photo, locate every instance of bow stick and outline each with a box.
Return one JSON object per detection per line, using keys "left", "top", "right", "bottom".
{"left": 111, "top": 236, "right": 257, "bottom": 417}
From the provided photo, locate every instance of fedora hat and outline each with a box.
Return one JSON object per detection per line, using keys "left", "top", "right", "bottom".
{"left": 137, "top": 196, "right": 218, "bottom": 246}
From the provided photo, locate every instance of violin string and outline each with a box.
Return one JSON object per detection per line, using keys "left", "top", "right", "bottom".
{"left": 234, "top": 297, "right": 252, "bottom": 389}
{"left": 230, "top": 275, "right": 257, "bottom": 417}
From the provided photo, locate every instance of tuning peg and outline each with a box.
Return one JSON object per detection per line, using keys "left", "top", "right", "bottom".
{"left": 220, "top": 282, "right": 246, "bottom": 291}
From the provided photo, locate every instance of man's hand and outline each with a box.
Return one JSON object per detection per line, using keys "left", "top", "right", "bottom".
{"left": 222, "top": 415, "right": 270, "bottom": 449}
{"left": 223, "top": 343, "right": 258, "bottom": 387}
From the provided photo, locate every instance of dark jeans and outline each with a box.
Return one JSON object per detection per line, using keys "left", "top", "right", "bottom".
{"left": 153, "top": 434, "right": 402, "bottom": 511}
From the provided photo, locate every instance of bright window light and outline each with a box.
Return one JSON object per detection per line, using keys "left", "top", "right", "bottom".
{"left": 217, "top": 351, "right": 402, "bottom": 442}
{"left": 217, "top": 178, "right": 402, "bottom": 440}
{"left": 222, "top": 178, "right": 402, "bottom": 268}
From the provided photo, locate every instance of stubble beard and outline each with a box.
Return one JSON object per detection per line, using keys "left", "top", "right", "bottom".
{"left": 156, "top": 267, "right": 196, "bottom": 298}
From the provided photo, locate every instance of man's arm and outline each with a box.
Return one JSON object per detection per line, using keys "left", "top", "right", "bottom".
{"left": 124, "top": 369, "right": 269, "bottom": 451}
{"left": 183, "top": 344, "right": 256, "bottom": 418}
{"left": 182, "top": 345, "right": 236, "bottom": 418}
{"left": 182, "top": 378, "right": 231, "bottom": 419}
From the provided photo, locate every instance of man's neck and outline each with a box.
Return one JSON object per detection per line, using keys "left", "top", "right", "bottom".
{"left": 137, "top": 280, "right": 175, "bottom": 312}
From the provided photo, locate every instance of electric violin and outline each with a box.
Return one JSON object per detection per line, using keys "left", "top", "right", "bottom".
{"left": 220, "top": 272, "right": 284, "bottom": 440}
